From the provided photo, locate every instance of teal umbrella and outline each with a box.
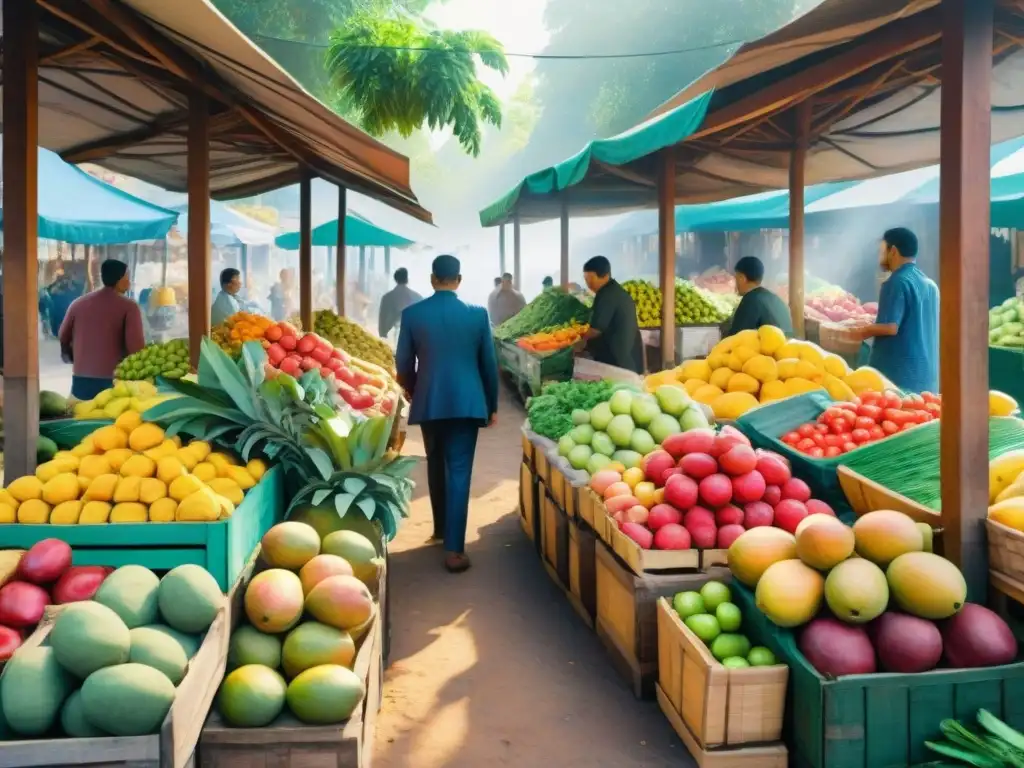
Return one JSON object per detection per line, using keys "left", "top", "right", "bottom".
{"left": 275, "top": 212, "right": 413, "bottom": 250}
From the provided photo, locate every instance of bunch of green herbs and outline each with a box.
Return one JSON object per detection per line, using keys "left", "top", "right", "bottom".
{"left": 527, "top": 379, "right": 622, "bottom": 440}
{"left": 493, "top": 292, "right": 590, "bottom": 340}
{"left": 920, "top": 709, "right": 1024, "bottom": 767}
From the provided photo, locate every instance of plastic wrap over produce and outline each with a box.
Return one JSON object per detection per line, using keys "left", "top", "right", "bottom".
{"left": 521, "top": 421, "right": 590, "bottom": 486}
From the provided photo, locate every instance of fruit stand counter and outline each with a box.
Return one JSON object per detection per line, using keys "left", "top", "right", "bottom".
{"left": 497, "top": 340, "right": 574, "bottom": 399}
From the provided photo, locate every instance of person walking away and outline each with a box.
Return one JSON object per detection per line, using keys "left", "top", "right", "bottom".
{"left": 576, "top": 255, "right": 644, "bottom": 374}
{"left": 852, "top": 227, "right": 938, "bottom": 393}
{"left": 59, "top": 259, "right": 145, "bottom": 400}
{"left": 727, "top": 256, "right": 793, "bottom": 334}
{"left": 378, "top": 267, "right": 422, "bottom": 339}
{"left": 396, "top": 255, "right": 499, "bottom": 573}
{"left": 487, "top": 272, "right": 526, "bottom": 328}
{"left": 212, "top": 268, "right": 243, "bottom": 326}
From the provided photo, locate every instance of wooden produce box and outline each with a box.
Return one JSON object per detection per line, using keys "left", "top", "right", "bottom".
{"left": 549, "top": 463, "right": 567, "bottom": 512}
{"left": 595, "top": 541, "right": 730, "bottom": 699}
{"left": 521, "top": 430, "right": 534, "bottom": 471}
{"left": 567, "top": 518, "right": 597, "bottom": 627}
{"left": 540, "top": 492, "right": 569, "bottom": 588}
{"left": 986, "top": 519, "right": 1024, "bottom": 584}
{"left": 0, "top": 559, "right": 252, "bottom": 768}
{"left": 0, "top": 467, "right": 284, "bottom": 591}
{"left": 577, "top": 488, "right": 598, "bottom": 530}
{"left": 836, "top": 466, "right": 944, "bottom": 555}
{"left": 656, "top": 599, "right": 788, "bottom": 755}
{"left": 534, "top": 447, "right": 552, "bottom": 487}
{"left": 519, "top": 462, "right": 540, "bottom": 551}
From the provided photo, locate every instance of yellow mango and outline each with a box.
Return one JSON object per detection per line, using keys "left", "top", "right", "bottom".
{"left": 822, "top": 373, "right": 856, "bottom": 403}
{"left": 71, "top": 437, "right": 96, "bottom": 458}
{"left": 677, "top": 359, "right": 712, "bottom": 383}
{"left": 731, "top": 330, "right": 760, "bottom": 349}
{"left": 143, "top": 440, "right": 178, "bottom": 462}
{"left": 995, "top": 477, "right": 1024, "bottom": 504}
{"left": 35, "top": 460, "right": 66, "bottom": 484}
{"left": 823, "top": 353, "right": 850, "bottom": 378}
{"left": 775, "top": 341, "right": 804, "bottom": 361}
{"left": 776, "top": 358, "right": 801, "bottom": 380}
{"left": 692, "top": 384, "right": 724, "bottom": 406}
{"left": 726, "top": 352, "right": 745, "bottom": 372}
{"left": 709, "top": 367, "right": 734, "bottom": 391}
{"left": 0, "top": 490, "right": 16, "bottom": 509}
{"left": 121, "top": 455, "right": 157, "bottom": 479}
{"left": 176, "top": 489, "right": 219, "bottom": 522}
{"left": 175, "top": 447, "right": 200, "bottom": 471}
{"left": 711, "top": 391, "right": 760, "bottom": 421}
{"left": 80, "top": 501, "right": 112, "bottom": 524}
{"left": 115, "top": 411, "right": 143, "bottom": 433}
{"left": 73, "top": 401, "right": 94, "bottom": 418}
{"left": 797, "top": 343, "right": 825, "bottom": 367}
{"left": 78, "top": 455, "right": 112, "bottom": 480}
{"left": 246, "top": 459, "right": 268, "bottom": 482}
{"left": 50, "top": 501, "right": 83, "bottom": 525}
{"left": 207, "top": 453, "right": 237, "bottom": 476}
{"left": 214, "top": 494, "right": 235, "bottom": 520}
{"left": 104, "top": 448, "right": 135, "bottom": 473}
{"left": 103, "top": 398, "right": 131, "bottom": 419}
{"left": 157, "top": 457, "right": 188, "bottom": 485}
{"left": 706, "top": 351, "right": 730, "bottom": 371}
{"left": 843, "top": 366, "right": 887, "bottom": 396}
{"left": 990, "top": 391, "right": 1019, "bottom": 418}
{"left": 989, "top": 496, "right": 1024, "bottom": 531}
{"left": 17, "top": 499, "right": 51, "bottom": 524}
{"left": 140, "top": 478, "right": 168, "bottom": 505}
{"left": 42, "top": 473, "right": 80, "bottom": 506}
{"left": 794, "top": 360, "right": 822, "bottom": 381}
{"left": 92, "top": 425, "right": 129, "bottom": 452}
{"left": 113, "top": 476, "right": 142, "bottom": 504}
{"left": 53, "top": 451, "right": 78, "bottom": 464}
{"left": 683, "top": 378, "right": 706, "bottom": 396}
{"left": 192, "top": 462, "right": 218, "bottom": 483}
{"left": 128, "top": 423, "right": 165, "bottom": 452}
{"left": 784, "top": 377, "right": 825, "bottom": 396}
{"left": 726, "top": 372, "right": 760, "bottom": 395}
{"left": 149, "top": 497, "right": 178, "bottom": 522}
{"left": 208, "top": 478, "right": 244, "bottom": 506}
{"left": 83, "top": 474, "right": 119, "bottom": 503}
{"left": 225, "top": 467, "right": 256, "bottom": 491}
{"left": 0, "top": 503, "right": 15, "bottom": 523}
{"left": 757, "top": 325, "right": 786, "bottom": 357}
{"left": 170, "top": 436, "right": 183, "bottom": 448}
{"left": 78, "top": 476, "right": 92, "bottom": 493}
{"left": 742, "top": 354, "right": 779, "bottom": 383}
{"left": 169, "top": 475, "right": 205, "bottom": 503}
{"left": 8, "top": 476, "right": 44, "bottom": 503}
{"left": 759, "top": 380, "right": 788, "bottom": 403}
{"left": 990, "top": 450, "right": 1024, "bottom": 503}
{"left": 111, "top": 502, "right": 148, "bottom": 523}
{"left": 711, "top": 337, "right": 736, "bottom": 357}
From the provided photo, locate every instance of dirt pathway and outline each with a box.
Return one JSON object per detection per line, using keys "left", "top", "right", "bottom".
{"left": 373, "top": 384, "right": 691, "bottom": 768}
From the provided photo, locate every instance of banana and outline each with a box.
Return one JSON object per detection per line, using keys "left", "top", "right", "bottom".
{"left": 990, "top": 450, "right": 1024, "bottom": 503}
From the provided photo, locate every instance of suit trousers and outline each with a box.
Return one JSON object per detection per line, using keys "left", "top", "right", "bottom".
{"left": 419, "top": 418, "right": 481, "bottom": 553}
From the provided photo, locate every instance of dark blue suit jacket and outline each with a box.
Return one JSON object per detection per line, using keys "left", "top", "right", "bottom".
{"left": 396, "top": 290, "right": 499, "bottom": 425}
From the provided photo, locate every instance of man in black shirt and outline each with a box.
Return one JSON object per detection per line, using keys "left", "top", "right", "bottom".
{"left": 577, "top": 256, "right": 644, "bottom": 373}
{"left": 728, "top": 256, "right": 794, "bottom": 335}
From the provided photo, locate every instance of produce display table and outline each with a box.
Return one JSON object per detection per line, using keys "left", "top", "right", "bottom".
{"left": 496, "top": 338, "right": 574, "bottom": 399}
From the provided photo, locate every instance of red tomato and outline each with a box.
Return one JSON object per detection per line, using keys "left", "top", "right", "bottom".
{"left": 815, "top": 423, "right": 830, "bottom": 434}
{"left": 797, "top": 424, "right": 816, "bottom": 438}
{"left": 839, "top": 432, "right": 854, "bottom": 445}
{"left": 881, "top": 420, "right": 900, "bottom": 435}
{"left": 883, "top": 408, "right": 908, "bottom": 424}
{"left": 836, "top": 402, "right": 858, "bottom": 415}
{"left": 797, "top": 438, "right": 817, "bottom": 452}
{"left": 856, "top": 404, "right": 883, "bottom": 421}
{"left": 808, "top": 447, "right": 825, "bottom": 458}
{"left": 823, "top": 434, "right": 842, "bottom": 448}
{"left": 824, "top": 407, "right": 848, "bottom": 421}
{"left": 812, "top": 432, "right": 827, "bottom": 448}
{"left": 782, "top": 431, "right": 801, "bottom": 445}
{"left": 860, "top": 391, "right": 881, "bottom": 405}
{"left": 868, "top": 425, "right": 885, "bottom": 441}
{"left": 883, "top": 392, "right": 902, "bottom": 409}
{"left": 842, "top": 441, "right": 858, "bottom": 453}
{"left": 854, "top": 416, "right": 876, "bottom": 431}
{"left": 925, "top": 402, "right": 941, "bottom": 416}
{"left": 824, "top": 446, "right": 842, "bottom": 458}
{"left": 902, "top": 394, "right": 925, "bottom": 408}
{"left": 921, "top": 391, "right": 937, "bottom": 403}
{"left": 851, "top": 428, "right": 872, "bottom": 444}
{"left": 829, "top": 419, "right": 850, "bottom": 436}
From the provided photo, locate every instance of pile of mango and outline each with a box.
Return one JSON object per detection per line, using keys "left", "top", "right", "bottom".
{"left": 212, "top": 312, "right": 274, "bottom": 358}
{"left": 0, "top": 413, "right": 267, "bottom": 525}
{"left": 645, "top": 326, "right": 890, "bottom": 421}
{"left": 72, "top": 381, "right": 177, "bottom": 421}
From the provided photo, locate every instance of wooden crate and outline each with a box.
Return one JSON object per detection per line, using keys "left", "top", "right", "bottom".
{"left": 595, "top": 541, "right": 730, "bottom": 699}
{"left": 564, "top": 480, "right": 579, "bottom": 519}
{"left": 568, "top": 518, "right": 596, "bottom": 625}
{"left": 656, "top": 599, "right": 787, "bottom": 748}
{"left": 521, "top": 431, "right": 534, "bottom": 470}
{"left": 988, "top": 518, "right": 1024, "bottom": 584}
{"left": 837, "top": 466, "right": 944, "bottom": 554}
{"left": 534, "top": 448, "right": 552, "bottom": 487}
{"left": 540, "top": 492, "right": 569, "bottom": 588}
{"left": 0, "top": 467, "right": 284, "bottom": 591}
{"left": 0, "top": 558, "right": 252, "bottom": 768}
{"left": 578, "top": 488, "right": 597, "bottom": 530}
{"left": 549, "top": 464, "right": 567, "bottom": 512}
{"left": 199, "top": 616, "right": 383, "bottom": 768}
{"left": 519, "top": 462, "right": 539, "bottom": 550}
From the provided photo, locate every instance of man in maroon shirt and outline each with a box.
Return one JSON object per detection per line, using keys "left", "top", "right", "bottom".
{"left": 59, "top": 259, "right": 146, "bottom": 400}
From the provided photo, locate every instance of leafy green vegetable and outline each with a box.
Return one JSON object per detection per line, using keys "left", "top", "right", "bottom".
{"left": 494, "top": 292, "right": 591, "bottom": 340}
{"left": 527, "top": 379, "right": 622, "bottom": 440}
{"left": 923, "top": 711, "right": 1024, "bottom": 767}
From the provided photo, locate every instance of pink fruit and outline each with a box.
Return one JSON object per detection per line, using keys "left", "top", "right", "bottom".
{"left": 621, "top": 522, "right": 654, "bottom": 549}
{"left": 267, "top": 343, "right": 287, "bottom": 365}
{"left": 653, "top": 523, "right": 692, "bottom": 550}
{"left": 715, "top": 504, "right": 744, "bottom": 527}
{"left": 800, "top": 618, "right": 877, "bottom": 677}
{"left": 603, "top": 481, "right": 632, "bottom": 500}
{"left": 660, "top": 467, "right": 684, "bottom": 486}
{"left": 279, "top": 357, "right": 301, "bottom": 376}
{"left": 806, "top": 499, "right": 836, "bottom": 517}
{"left": 781, "top": 478, "right": 812, "bottom": 503}
{"left": 0, "top": 626, "right": 21, "bottom": 662}
{"left": 663, "top": 429, "right": 715, "bottom": 459}
{"left": 279, "top": 334, "right": 297, "bottom": 351}
{"left": 648, "top": 504, "right": 684, "bottom": 531}
{"left": 774, "top": 499, "right": 809, "bottom": 534}
{"left": 642, "top": 451, "right": 676, "bottom": 485}
{"left": 605, "top": 495, "right": 643, "bottom": 516}
{"left": 687, "top": 523, "right": 717, "bottom": 549}
{"left": 941, "top": 603, "right": 1018, "bottom": 669}
{"left": 679, "top": 453, "right": 718, "bottom": 481}
{"left": 874, "top": 612, "right": 943, "bottom": 673}
{"left": 590, "top": 470, "right": 623, "bottom": 496}
{"left": 52, "top": 566, "right": 112, "bottom": 604}
{"left": 719, "top": 445, "right": 757, "bottom": 476}
{"left": 743, "top": 501, "right": 775, "bottom": 528}
{"left": 0, "top": 582, "right": 49, "bottom": 628}
{"left": 762, "top": 485, "right": 782, "bottom": 507}
{"left": 731, "top": 470, "right": 767, "bottom": 504}
{"left": 17, "top": 539, "right": 72, "bottom": 584}
{"left": 698, "top": 474, "right": 733, "bottom": 508}
{"left": 625, "top": 505, "right": 650, "bottom": 525}
{"left": 310, "top": 346, "right": 332, "bottom": 365}
{"left": 710, "top": 426, "right": 750, "bottom": 458}
{"left": 756, "top": 453, "right": 792, "bottom": 485}
{"left": 684, "top": 506, "right": 716, "bottom": 529}
{"left": 717, "top": 524, "right": 746, "bottom": 549}
{"left": 296, "top": 335, "right": 317, "bottom": 355}
{"left": 300, "top": 356, "right": 320, "bottom": 372}
{"left": 664, "top": 474, "right": 699, "bottom": 511}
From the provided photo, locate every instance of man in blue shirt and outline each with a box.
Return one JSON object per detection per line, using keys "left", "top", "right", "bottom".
{"left": 397, "top": 254, "right": 499, "bottom": 573}
{"left": 211, "top": 268, "right": 242, "bottom": 326}
{"left": 854, "top": 228, "right": 939, "bottom": 393}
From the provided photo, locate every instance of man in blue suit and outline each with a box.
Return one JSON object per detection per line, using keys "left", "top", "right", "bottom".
{"left": 396, "top": 255, "right": 499, "bottom": 573}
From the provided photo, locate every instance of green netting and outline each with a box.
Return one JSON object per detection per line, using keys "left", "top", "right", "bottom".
{"left": 840, "top": 416, "right": 1024, "bottom": 511}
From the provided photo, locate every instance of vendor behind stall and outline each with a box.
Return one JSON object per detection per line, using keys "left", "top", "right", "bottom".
{"left": 852, "top": 227, "right": 938, "bottom": 393}
{"left": 576, "top": 255, "right": 643, "bottom": 374}
{"left": 727, "top": 256, "right": 793, "bottom": 335}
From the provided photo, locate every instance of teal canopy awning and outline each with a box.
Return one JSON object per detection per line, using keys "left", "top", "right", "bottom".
{"left": 274, "top": 212, "right": 414, "bottom": 250}
{"left": 1, "top": 149, "right": 178, "bottom": 244}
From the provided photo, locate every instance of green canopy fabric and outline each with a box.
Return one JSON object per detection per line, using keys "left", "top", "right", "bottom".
{"left": 275, "top": 212, "right": 413, "bottom": 250}
{"left": 0, "top": 148, "right": 178, "bottom": 244}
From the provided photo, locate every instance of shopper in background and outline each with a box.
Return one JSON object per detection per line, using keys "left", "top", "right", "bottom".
{"left": 727, "top": 256, "right": 794, "bottom": 335}
{"left": 487, "top": 272, "right": 526, "bottom": 327}
{"left": 396, "top": 254, "right": 498, "bottom": 573}
{"left": 59, "top": 259, "right": 145, "bottom": 400}
{"left": 853, "top": 227, "right": 939, "bottom": 393}
{"left": 211, "top": 268, "right": 243, "bottom": 326}
{"left": 268, "top": 269, "right": 295, "bottom": 321}
{"left": 378, "top": 267, "right": 422, "bottom": 339}
{"left": 576, "top": 255, "right": 644, "bottom": 374}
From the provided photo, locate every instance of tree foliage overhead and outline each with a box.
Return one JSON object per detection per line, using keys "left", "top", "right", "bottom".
{"left": 325, "top": 11, "right": 509, "bottom": 157}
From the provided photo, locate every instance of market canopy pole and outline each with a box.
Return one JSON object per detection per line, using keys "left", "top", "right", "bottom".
{"left": 560, "top": 197, "right": 570, "bottom": 289}
{"left": 299, "top": 175, "right": 313, "bottom": 331}
{"left": 3, "top": 0, "right": 40, "bottom": 479}
{"left": 513, "top": 213, "right": 522, "bottom": 291}
{"left": 187, "top": 89, "right": 211, "bottom": 370}
{"left": 788, "top": 99, "right": 812, "bottom": 340}
{"left": 336, "top": 186, "right": 347, "bottom": 315}
{"left": 938, "top": 0, "right": 993, "bottom": 600}
{"left": 658, "top": 147, "right": 676, "bottom": 367}
{"left": 499, "top": 223, "right": 507, "bottom": 276}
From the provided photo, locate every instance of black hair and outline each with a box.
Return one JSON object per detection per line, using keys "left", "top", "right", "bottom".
{"left": 394, "top": 268, "right": 408, "bottom": 284}
{"left": 542, "top": 276, "right": 553, "bottom": 286}
{"left": 502, "top": 272, "right": 513, "bottom": 281}
{"left": 583, "top": 255, "right": 611, "bottom": 278}
{"left": 100, "top": 259, "right": 128, "bottom": 288}
{"left": 883, "top": 227, "right": 919, "bottom": 259}
{"left": 735, "top": 255, "right": 765, "bottom": 283}
{"left": 220, "top": 268, "right": 240, "bottom": 288}
{"left": 494, "top": 277, "right": 502, "bottom": 286}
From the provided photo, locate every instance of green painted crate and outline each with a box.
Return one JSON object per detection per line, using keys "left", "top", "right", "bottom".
{"left": 733, "top": 584, "right": 1024, "bottom": 768}
{"left": 0, "top": 466, "right": 284, "bottom": 591}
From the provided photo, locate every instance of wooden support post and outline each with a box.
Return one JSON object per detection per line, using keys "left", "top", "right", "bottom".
{"left": 560, "top": 197, "right": 570, "bottom": 289}
{"left": 187, "top": 89, "right": 210, "bottom": 369}
{"left": 658, "top": 148, "right": 677, "bottom": 367}
{"left": 499, "top": 224, "right": 506, "bottom": 276}
{"left": 384, "top": 246, "right": 391, "bottom": 276}
{"left": 299, "top": 175, "right": 313, "bottom": 330}
{"left": 3, "top": 0, "right": 40, "bottom": 478}
{"left": 513, "top": 214, "right": 522, "bottom": 291}
{"left": 938, "top": 0, "right": 994, "bottom": 600}
{"left": 336, "top": 186, "right": 347, "bottom": 315}
{"left": 358, "top": 247, "right": 367, "bottom": 292}
{"left": 788, "top": 99, "right": 812, "bottom": 339}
